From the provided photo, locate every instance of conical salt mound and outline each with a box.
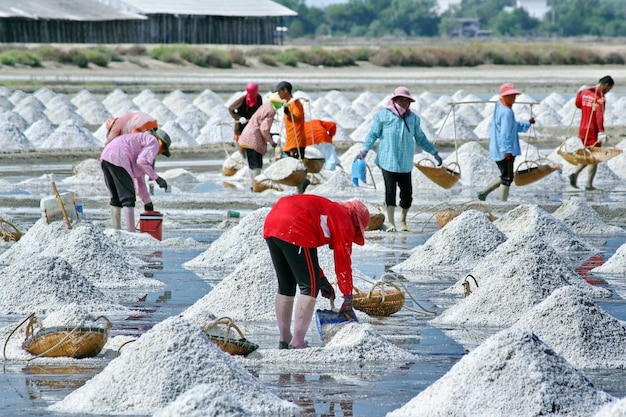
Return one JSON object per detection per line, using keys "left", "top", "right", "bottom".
{"left": 594, "top": 396, "right": 626, "bottom": 417}
{"left": 392, "top": 210, "right": 506, "bottom": 274}
{"left": 154, "top": 383, "right": 251, "bottom": 417}
{"left": 386, "top": 327, "right": 614, "bottom": 417}
{"left": 184, "top": 208, "right": 270, "bottom": 269}
{"left": 552, "top": 197, "right": 624, "bottom": 236}
{"left": 513, "top": 286, "right": 626, "bottom": 369}
{"left": 494, "top": 204, "right": 595, "bottom": 253}
{"left": 434, "top": 232, "right": 610, "bottom": 327}
{"left": 592, "top": 241, "right": 626, "bottom": 275}
{"left": 49, "top": 316, "right": 297, "bottom": 416}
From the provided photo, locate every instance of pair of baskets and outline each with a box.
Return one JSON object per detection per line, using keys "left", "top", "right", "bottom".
{"left": 203, "top": 317, "right": 258, "bottom": 356}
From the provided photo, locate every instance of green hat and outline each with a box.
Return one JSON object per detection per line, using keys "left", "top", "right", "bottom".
{"left": 153, "top": 129, "right": 171, "bottom": 157}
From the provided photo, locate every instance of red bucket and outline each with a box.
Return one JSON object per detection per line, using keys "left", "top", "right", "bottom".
{"left": 139, "top": 211, "right": 163, "bottom": 240}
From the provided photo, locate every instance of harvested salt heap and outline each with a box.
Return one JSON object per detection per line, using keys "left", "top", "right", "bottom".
{"left": 512, "top": 286, "right": 626, "bottom": 369}
{"left": 263, "top": 157, "right": 305, "bottom": 182}
{"left": 312, "top": 169, "right": 363, "bottom": 196}
{"left": 386, "top": 327, "right": 614, "bottom": 417}
{"left": 0, "top": 255, "right": 124, "bottom": 315}
{"left": 392, "top": 210, "right": 507, "bottom": 274}
{"left": 49, "top": 316, "right": 298, "bottom": 415}
{"left": 184, "top": 207, "right": 270, "bottom": 270}
{"left": 0, "top": 220, "right": 162, "bottom": 290}
{"left": 552, "top": 197, "right": 624, "bottom": 235}
{"left": 0, "top": 121, "right": 31, "bottom": 151}
{"left": 493, "top": 204, "right": 596, "bottom": 253}
{"left": 434, "top": 232, "right": 610, "bottom": 327}
{"left": 592, "top": 241, "right": 626, "bottom": 275}
{"left": 594, "top": 396, "right": 626, "bottom": 417}
{"left": 246, "top": 323, "right": 415, "bottom": 365}
{"left": 39, "top": 119, "right": 100, "bottom": 149}
{"left": 154, "top": 383, "right": 251, "bottom": 417}
{"left": 451, "top": 141, "right": 500, "bottom": 188}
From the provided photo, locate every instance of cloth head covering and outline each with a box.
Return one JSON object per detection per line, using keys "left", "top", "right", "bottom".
{"left": 385, "top": 86, "right": 415, "bottom": 118}
{"left": 246, "top": 82, "right": 259, "bottom": 108}
{"left": 343, "top": 199, "right": 370, "bottom": 246}
{"left": 153, "top": 129, "right": 171, "bottom": 157}
{"left": 499, "top": 82, "right": 521, "bottom": 97}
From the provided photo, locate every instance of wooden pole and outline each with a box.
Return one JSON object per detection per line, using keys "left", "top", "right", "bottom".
{"left": 51, "top": 181, "right": 72, "bottom": 229}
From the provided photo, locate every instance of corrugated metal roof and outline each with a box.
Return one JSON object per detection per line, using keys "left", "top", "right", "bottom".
{"left": 115, "top": 0, "right": 297, "bottom": 17}
{"left": 0, "top": 0, "right": 145, "bottom": 21}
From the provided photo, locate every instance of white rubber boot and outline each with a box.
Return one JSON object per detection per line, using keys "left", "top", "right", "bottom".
{"left": 386, "top": 206, "right": 396, "bottom": 232}
{"left": 400, "top": 208, "right": 409, "bottom": 232}
{"left": 275, "top": 294, "right": 294, "bottom": 349}
{"left": 478, "top": 179, "right": 501, "bottom": 201}
{"left": 123, "top": 207, "right": 136, "bottom": 232}
{"left": 289, "top": 295, "right": 317, "bottom": 349}
{"left": 499, "top": 184, "right": 510, "bottom": 202}
{"left": 250, "top": 168, "right": 261, "bottom": 185}
{"left": 111, "top": 206, "right": 121, "bottom": 230}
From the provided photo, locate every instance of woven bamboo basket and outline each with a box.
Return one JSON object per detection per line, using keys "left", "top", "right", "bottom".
{"left": 0, "top": 217, "right": 22, "bottom": 242}
{"left": 514, "top": 159, "right": 562, "bottom": 187}
{"left": 435, "top": 203, "right": 496, "bottom": 228}
{"left": 222, "top": 166, "right": 237, "bottom": 177}
{"left": 353, "top": 281, "right": 405, "bottom": 317}
{"left": 203, "top": 317, "right": 259, "bottom": 356}
{"left": 557, "top": 145, "right": 622, "bottom": 165}
{"left": 276, "top": 169, "right": 308, "bottom": 187}
{"left": 252, "top": 178, "right": 280, "bottom": 193}
{"left": 366, "top": 213, "right": 385, "bottom": 231}
{"left": 21, "top": 315, "right": 111, "bottom": 359}
{"left": 303, "top": 158, "right": 325, "bottom": 174}
{"left": 414, "top": 159, "right": 461, "bottom": 189}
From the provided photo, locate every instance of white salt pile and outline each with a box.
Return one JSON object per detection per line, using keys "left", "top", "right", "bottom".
{"left": 512, "top": 286, "right": 626, "bottom": 369}
{"left": 0, "top": 255, "right": 124, "bottom": 315}
{"left": 263, "top": 157, "right": 306, "bottom": 181}
{"left": 184, "top": 207, "right": 270, "bottom": 270}
{"left": 434, "top": 232, "right": 610, "bottom": 328}
{"left": 24, "top": 118, "right": 55, "bottom": 148}
{"left": 606, "top": 138, "right": 626, "bottom": 179}
{"left": 39, "top": 119, "right": 100, "bottom": 149}
{"left": 452, "top": 141, "right": 500, "bottom": 188}
{"left": 247, "top": 323, "right": 415, "bottom": 365}
{"left": 162, "top": 89, "right": 193, "bottom": 115}
{"left": 49, "top": 316, "right": 298, "bottom": 415}
{"left": 75, "top": 100, "right": 112, "bottom": 126}
{"left": 176, "top": 104, "right": 210, "bottom": 138}
{"left": 0, "top": 121, "right": 31, "bottom": 151}
{"left": 15, "top": 104, "right": 48, "bottom": 126}
{"left": 221, "top": 150, "right": 245, "bottom": 172}
{"left": 386, "top": 327, "right": 614, "bottom": 417}
{"left": 154, "top": 383, "right": 251, "bottom": 417}
{"left": 45, "top": 106, "right": 86, "bottom": 126}
{"left": 160, "top": 120, "right": 198, "bottom": 148}
{"left": 553, "top": 197, "right": 624, "bottom": 235}
{"left": 62, "top": 158, "right": 103, "bottom": 186}
{"left": 0, "top": 110, "right": 28, "bottom": 130}
{"left": 594, "top": 397, "right": 626, "bottom": 417}
{"left": 311, "top": 169, "right": 362, "bottom": 196}
{"left": 193, "top": 89, "right": 224, "bottom": 115}
{"left": 494, "top": 204, "right": 596, "bottom": 253}
{"left": 392, "top": 210, "right": 507, "bottom": 274}
{"left": 592, "top": 241, "right": 626, "bottom": 275}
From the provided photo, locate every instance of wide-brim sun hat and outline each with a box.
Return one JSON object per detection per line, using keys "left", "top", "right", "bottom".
{"left": 344, "top": 199, "right": 370, "bottom": 246}
{"left": 500, "top": 82, "right": 521, "bottom": 96}
{"left": 392, "top": 86, "right": 415, "bottom": 102}
{"left": 153, "top": 129, "right": 171, "bottom": 157}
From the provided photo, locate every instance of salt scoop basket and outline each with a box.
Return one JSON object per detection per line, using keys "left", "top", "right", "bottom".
{"left": 514, "top": 158, "right": 562, "bottom": 187}
{"left": 557, "top": 144, "right": 622, "bottom": 166}
{"left": 414, "top": 158, "right": 461, "bottom": 189}
{"left": 203, "top": 317, "right": 259, "bottom": 356}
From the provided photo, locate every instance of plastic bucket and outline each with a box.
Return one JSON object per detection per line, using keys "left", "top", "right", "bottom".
{"left": 139, "top": 211, "right": 163, "bottom": 240}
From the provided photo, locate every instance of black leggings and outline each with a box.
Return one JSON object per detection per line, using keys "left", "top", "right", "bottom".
{"left": 382, "top": 169, "right": 412, "bottom": 208}
{"left": 496, "top": 157, "right": 515, "bottom": 186}
{"left": 245, "top": 148, "right": 263, "bottom": 169}
{"left": 101, "top": 160, "right": 136, "bottom": 207}
{"left": 265, "top": 237, "right": 321, "bottom": 297}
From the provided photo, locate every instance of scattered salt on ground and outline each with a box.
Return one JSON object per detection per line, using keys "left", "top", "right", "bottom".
{"left": 512, "top": 286, "right": 626, "bottom": 369}
{"left": 553, "top": 197, "right": 624, "bottom": 235}
{"left": 154, "top": 383, "right": 252, "bottom": 417}
{"left": 0, "top": 254, "right": 123, "bottom": 315}
{"left": 245, "top": 323, "right": 415, "bottom": 365}
{"left": 435, "top": 232, "right": 610, "bottom": 327}
{"left": 49, "top": 316, "right": 298, "bottom": 416}
{"left": 592, "top": 241, "right": 626, "bottom": 275}
{"left": 392, "top": 210, "right": 507, "bottom": 274}
{"left": 39, "top": 120, "right": 100, "bottom": 149}
{"left": 184, "top": 208, "right": 270, "bottom": 270}
{"left": 594, "top": 396, "right": 626, "bottom": 417}
{"left": 0, "top": 121, "right": 31, "bottom": 150}
{"left": 263, "top": 157, "right": 306, "bottom": 181}
{"left": 0, "top": 220, "right": 162, "bottom": 290}
{"left": 494, "top": 204, "right": 596, "bottom": 253}
{"left": 386, "top": 327, "right": 614, "bottom": 417}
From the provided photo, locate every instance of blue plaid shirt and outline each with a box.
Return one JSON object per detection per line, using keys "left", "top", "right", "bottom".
{"left": 363, "top": 109, "right": 437, "bottom": 173}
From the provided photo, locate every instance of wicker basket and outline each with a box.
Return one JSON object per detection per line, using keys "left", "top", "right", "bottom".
{"left": 0, "top": 217, "right": 22, "bottom": 242}
{"left": 557, "top": 146, "right": 622, "bottom": 165}
{"left": 303, "top": 158, "right": 325, "bottom": 174}
{"left": 366, "top": 213, "right": 385, "bottom": 231}
{"left": 203, "top": 317, "right": 259, "bottom": 356}
{"left": 252, "top": 178, "right": 279, "bottom": 193}
{"left": 276, "top": 169, "right": 308, "bottom": 187}
{"left": 414, "top": 159, "right": 461, "bottom": 189}
{"left": 353, "top": 281, "right": 405, "bottom": 317}
{"left": 514, "top": 159, "right": 562, "bottom": 187}
{"left": 222, "top": 166, "right": 237, "bottom": 177}
{"left": 435, "top": 203, "right": 496, "bottom": 228}
{"left": 21, "top": 315, "right": 111, "bottom": 359}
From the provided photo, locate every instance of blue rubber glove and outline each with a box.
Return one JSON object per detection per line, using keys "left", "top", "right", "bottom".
{"left": 338, "top": 294, "right": 356, "bottom": 321}
{"left": 354, "top": 150, "right": 368, "bottom": 162}
{"left": 434, "top": 152, "right": 443, "bottom": 166}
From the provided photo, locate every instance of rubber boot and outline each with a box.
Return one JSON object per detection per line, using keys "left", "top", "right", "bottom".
{"left": 499, "top": 184, "right": 510, "bottom": 202}
{"left": 111, "top": 206, "right": 121, "bottom": 230}
{"left": 296, "top": 178, "right": 311, "bottom": 194}
{"left": 250, "top": 168, "right": 261, "bottom": 185}
{"left": 585, "top": 164, "right": 598, "bottom": 191}
{"left": 478, "top": 179, "right": 501, "bottom": 201}
{"left": 400, "top": 207, "right": 409, "bottom": 232}
{"left": 289, "top": 295, "right": 317, "bottom": 349}
{"left": 275, "top": 294, "right": 294, "bottom": 349}
{"left": 386, "top": 206, "right": 396, "bottom": 232}
{"left": 569, "top": 165, "right": 585, "bottom": 189}
{"left": 123, "top": 206, "right": 136, "bottom": 232}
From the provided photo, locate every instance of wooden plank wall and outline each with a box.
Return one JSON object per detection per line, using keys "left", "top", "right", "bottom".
{"left": 0, "top": 15, "right": 284, "bottom": 44}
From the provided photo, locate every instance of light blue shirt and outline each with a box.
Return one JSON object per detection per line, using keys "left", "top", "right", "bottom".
{"left": 363, "top": 109, "right": 437, "bottom": 173}
{"left": 489, "top": 101, "right": 531, "bottom": 161}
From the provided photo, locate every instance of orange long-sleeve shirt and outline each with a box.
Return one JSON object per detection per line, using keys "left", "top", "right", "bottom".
{"left": 283, "top": 99, "right": 306, "bottom": 153}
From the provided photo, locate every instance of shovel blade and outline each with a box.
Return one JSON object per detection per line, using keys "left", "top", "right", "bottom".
{"left": 315, "top": 309, "right": 357, "bottom": 344}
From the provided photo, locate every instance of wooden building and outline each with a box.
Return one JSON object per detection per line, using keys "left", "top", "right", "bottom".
{"left": 0, "top": 0, "right": 297, "bottom": 44}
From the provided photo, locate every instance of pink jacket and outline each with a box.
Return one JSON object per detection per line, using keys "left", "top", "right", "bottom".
{"left": 106, "top": 112, "right": 157, "bottom": 144}
{"left": 237, "top": 102, "right": 277, "bottom": 155}
{"left": 100, "top": 132, "right": 160, "bottom": 204}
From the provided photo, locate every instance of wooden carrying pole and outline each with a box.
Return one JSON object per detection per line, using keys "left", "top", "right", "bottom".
{"left": 51, "top": 182, "right": 72, "bottom": 229}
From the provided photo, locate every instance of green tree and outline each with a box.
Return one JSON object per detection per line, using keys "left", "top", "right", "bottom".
{"left": 379, "top": 0, "right": 440, "bottom": 36}
{"left": 490, "top": 8, "right": 539, "bottom": 36}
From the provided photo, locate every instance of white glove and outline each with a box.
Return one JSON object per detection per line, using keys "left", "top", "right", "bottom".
{"left": 239, "top": 117, "right": 247, "bottom": 125}
{"left": 597, "top": 132, "right": 607, "bottom": 144}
